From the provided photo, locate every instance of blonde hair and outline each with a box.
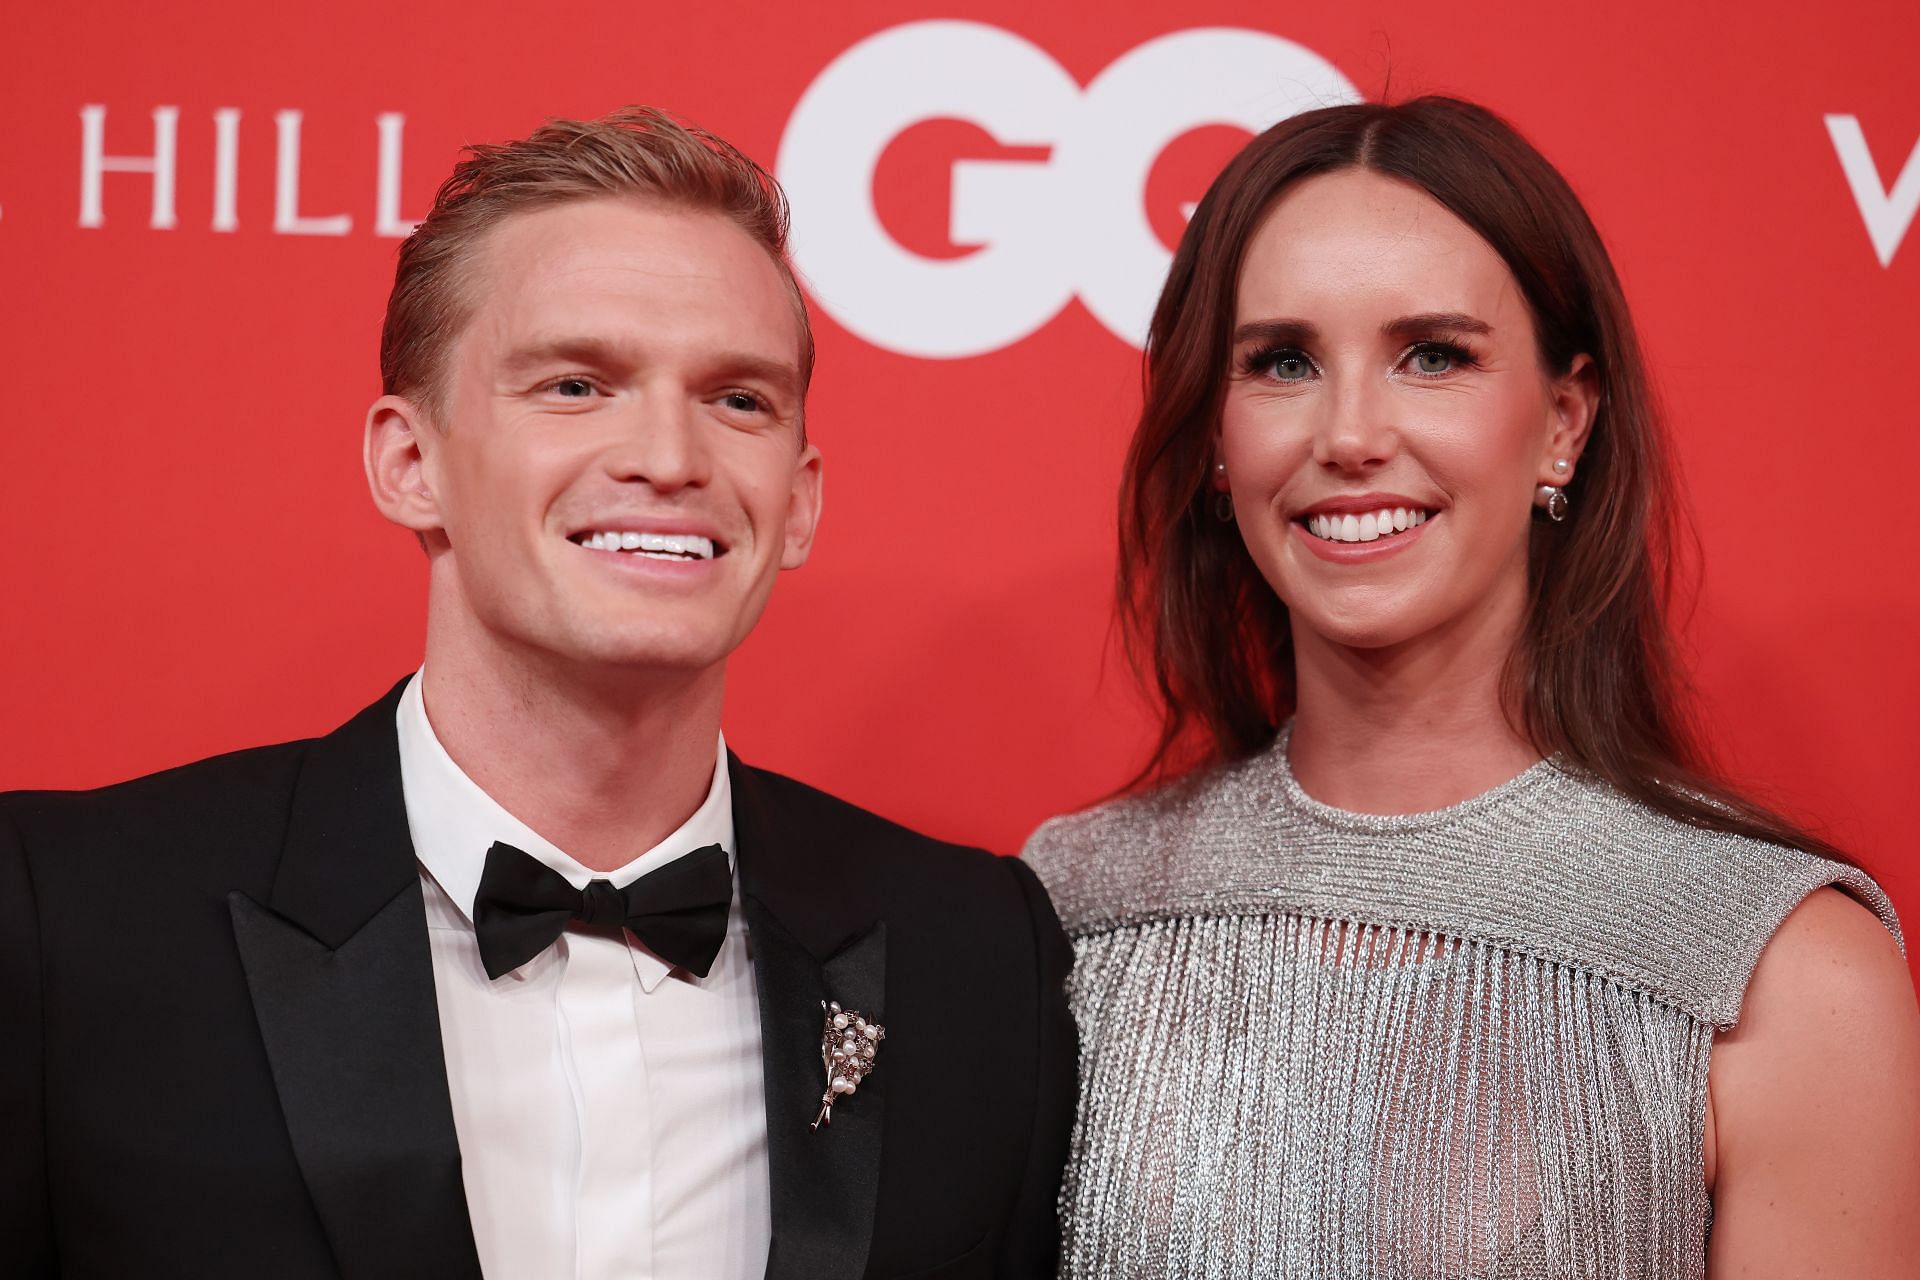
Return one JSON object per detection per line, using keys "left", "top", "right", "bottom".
{"left": 379, "top": 105, "right": 813, "bottom": 424}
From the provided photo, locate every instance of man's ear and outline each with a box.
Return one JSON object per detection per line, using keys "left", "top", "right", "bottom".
{"left": 1540, "top": 353, "right": 1599, "bottom": 486}
{"left": 780, "top": 442, "right": 824, "bottom": 570}
{"left": 364, "top": 394, "right": 445, "bottom": 536}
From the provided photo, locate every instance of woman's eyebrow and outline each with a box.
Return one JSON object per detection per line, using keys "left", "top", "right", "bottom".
{"left": 1382, "top": 312, "right": 1493, "bottom": 339}
{"left": 1232, "top": 318, "right": 1318, "bottom": 346}
{"left": 1232, "top": 314, "right": 1494, "bottom": 346}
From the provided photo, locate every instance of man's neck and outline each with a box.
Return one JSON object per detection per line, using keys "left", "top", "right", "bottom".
{"left": 420, "top": 636, "right": 726, "bottom": 874}
{"left": 1286, "top": 579, "right": 1541, "bottom": 816}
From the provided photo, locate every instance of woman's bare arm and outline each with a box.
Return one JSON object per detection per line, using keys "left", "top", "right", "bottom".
{"left": 1707, "top": 887, "right": 1920, "bottom": 1277}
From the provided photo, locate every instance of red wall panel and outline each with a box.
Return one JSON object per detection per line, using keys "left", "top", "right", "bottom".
{"left": 2, "top": 1, "right": 1915, "bottom": 985}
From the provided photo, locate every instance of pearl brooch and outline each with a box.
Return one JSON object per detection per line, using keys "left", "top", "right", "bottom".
{"left": 812, "top": 999, "right": 885, "bottom": 1130}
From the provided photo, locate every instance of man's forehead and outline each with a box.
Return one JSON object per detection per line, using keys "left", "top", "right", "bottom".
{"left": 472, "top": 200, "right": 755, "bottom": 293}
{"left": 456, "top": 199, "right": 803, "bottom": 357}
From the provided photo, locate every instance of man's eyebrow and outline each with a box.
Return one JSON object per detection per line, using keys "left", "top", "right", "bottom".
{"left": 1382, "top": 312, "right": 1493, "bottom": 339}
{"left": 500, "top": 335, "right": 633, "bottom": 373}
{"left": 499, "top": 340, "right": 803, "bottom": 398}
{"left": 1232, "top": 318, "right": 1319, "bottom": 346}
{"left": 710, "top": 352, "right": 804, "bottom": 398}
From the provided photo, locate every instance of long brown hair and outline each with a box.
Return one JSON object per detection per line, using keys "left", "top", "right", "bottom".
{"left": 1118, "top": 96, "right": 1847, "bottom": 862}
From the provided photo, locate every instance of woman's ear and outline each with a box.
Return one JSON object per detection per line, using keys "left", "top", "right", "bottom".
{"left": 1540, "top": 354, "right": 1599, "bottom": 485}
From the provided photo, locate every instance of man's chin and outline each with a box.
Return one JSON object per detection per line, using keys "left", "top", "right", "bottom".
{"left": 468, "top": 590, "right": 757, "bottom": 679}
{"left": 555, "top": 629, "right": 741, "bottom": 678}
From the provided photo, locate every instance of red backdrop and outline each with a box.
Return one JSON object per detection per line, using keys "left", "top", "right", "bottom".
{"left": 3, "top": 2, "right": 1916, "bottom": 986}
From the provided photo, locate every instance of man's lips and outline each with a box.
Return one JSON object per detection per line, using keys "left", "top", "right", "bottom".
{"left": 566, "top": 523, "right": 729, "bottom": 561}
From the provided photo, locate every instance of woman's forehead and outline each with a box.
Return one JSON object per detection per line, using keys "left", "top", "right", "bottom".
{"left": 1235, "top": 170, "right": 1521, "bottom": 327}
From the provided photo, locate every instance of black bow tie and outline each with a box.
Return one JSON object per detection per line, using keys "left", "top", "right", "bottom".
{"left": 471, "top": 840, "right": 732, "bottom": 981}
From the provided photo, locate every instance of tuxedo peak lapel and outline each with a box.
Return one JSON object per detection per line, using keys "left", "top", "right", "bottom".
{"left": 731, "top": 760, "right": 888, "bottom": 1280}
{"left": 232, "top": 678, "right": 479, "bottom": 1279}
{"left": 268, "top": 676, "right": 418, "bottom": 947}
{"left": 729, "top": 754, "right": 886, "bottom": 959}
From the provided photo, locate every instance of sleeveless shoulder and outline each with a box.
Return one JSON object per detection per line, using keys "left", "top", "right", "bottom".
{"left": 1020, "top": 743, "right": 1902, "bottom": 1029}
{"left": 1020, "top": 750, "right": 1279, "bottom": 932}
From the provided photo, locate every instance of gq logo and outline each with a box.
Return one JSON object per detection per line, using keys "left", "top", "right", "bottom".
{"left": 777, "top": 22, "right": 1358, "bottom": 358}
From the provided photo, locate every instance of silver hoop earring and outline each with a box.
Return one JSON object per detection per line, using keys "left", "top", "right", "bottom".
{"left": 1214, "top": 492, "right": 1235, "bottom": 523}
{"left": 1535, "top": 484, "right": 1569, "bottom": 522}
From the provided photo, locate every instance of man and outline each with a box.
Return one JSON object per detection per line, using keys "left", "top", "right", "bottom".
{"left": 0, "top": 108, "right": 1074, "bottom": 1279}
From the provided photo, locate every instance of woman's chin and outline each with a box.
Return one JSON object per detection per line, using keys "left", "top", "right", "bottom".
{"left": 1282, "top": 588, "right": 1444, "bottom": 654}
{"left": 1316, "top": 625, "right": 1422, "bottom": 653}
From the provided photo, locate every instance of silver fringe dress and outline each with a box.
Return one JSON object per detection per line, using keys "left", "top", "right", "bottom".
{"left": 1022, "top": 733, "right": 1902, "bottom": 1279}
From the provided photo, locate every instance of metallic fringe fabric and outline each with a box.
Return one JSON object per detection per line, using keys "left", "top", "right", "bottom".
{"left": 1024, "top": 734, "right": 1902, "bottom": 1280}
{"left": 1064, "top": 916, "right": 1710, "bottom": 1277}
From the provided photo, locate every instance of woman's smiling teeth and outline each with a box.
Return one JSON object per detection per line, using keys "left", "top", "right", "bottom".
{"left": 576, "top": 531, "right": 717, "bottom": 560}
{"left": 1305, "top": 507, "right": 1431, "bottom": 543}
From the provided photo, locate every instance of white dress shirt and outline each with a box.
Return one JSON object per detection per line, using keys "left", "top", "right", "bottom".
{"left": 395, "top": 673, "right": 771, "bottom": 1280}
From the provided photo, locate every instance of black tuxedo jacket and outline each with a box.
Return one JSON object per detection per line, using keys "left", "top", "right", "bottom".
{"left": 0, "top": 683, "right": 1075, "bottom": 1279}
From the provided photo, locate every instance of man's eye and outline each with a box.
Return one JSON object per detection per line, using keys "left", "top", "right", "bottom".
{"left": 551, "top": 377, "right": 596, "bottom": 397}
{"left": 722, "top": 391, "right": 764, "bottom": 412}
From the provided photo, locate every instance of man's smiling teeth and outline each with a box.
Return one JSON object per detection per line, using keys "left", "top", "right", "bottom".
{"left": 579, "top": 531, "right": 716, "bottom": 560}
{"left": 1305, "top": 508, "right": 1431, "bottom": 543}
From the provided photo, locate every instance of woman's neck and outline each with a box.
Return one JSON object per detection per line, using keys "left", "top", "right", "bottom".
{"left": 1285, "top": 602, "right": 1542, "bottom": 816}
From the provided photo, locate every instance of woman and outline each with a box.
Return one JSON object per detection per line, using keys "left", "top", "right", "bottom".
{"left": 1023, "top": 97, "right": 1919, "bottom": 1277}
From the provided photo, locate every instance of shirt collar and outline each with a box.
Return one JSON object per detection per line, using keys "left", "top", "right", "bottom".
{"left": 395, "top": 670, "right": 735, "bottom": 990}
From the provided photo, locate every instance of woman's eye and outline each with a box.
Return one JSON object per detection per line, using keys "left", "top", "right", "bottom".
{"left": 1267, "top": 353, "right": 1313, "bottom": 382}
{"left": 1410, "top": 347, "right": 1455, "bottom": 375}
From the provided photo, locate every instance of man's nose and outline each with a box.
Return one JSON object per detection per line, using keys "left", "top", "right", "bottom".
{"left": 605, "top": 391, "right": 710, "bottom": 491}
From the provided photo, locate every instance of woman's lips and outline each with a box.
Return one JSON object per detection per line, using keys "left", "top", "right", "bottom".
{"left": 1292, "top": 509, "right": 1438, "bottom": 563}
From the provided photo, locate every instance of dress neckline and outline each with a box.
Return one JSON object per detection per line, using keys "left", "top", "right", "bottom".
{"left": 1269, "top": 723, "right": 1566, "bottom": 836}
